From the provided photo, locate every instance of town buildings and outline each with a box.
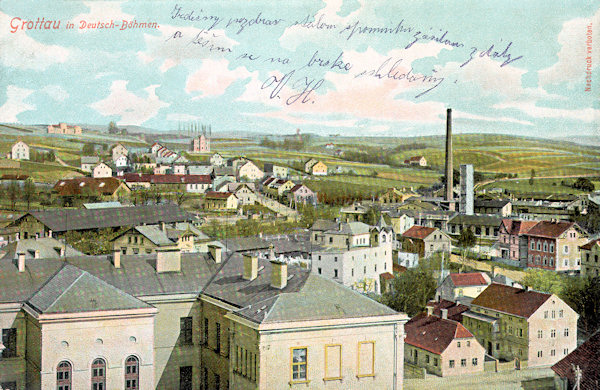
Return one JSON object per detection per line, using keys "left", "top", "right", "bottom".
{"left": 405, "top": 309, "right": 485, "bottom": 377}
{"left": 190, "top": 133, "right": 210, "bottom": 153}
{"left": 474, "top": 199, "right": 512, "bottom": 216}
{"left": 204, "top": 191, "right": 239, "bottom": 211}
{"left": 9, "top": 141, "right": 29, "bottom": 161}
{"left": 47, "top": 122, "right": 82, "bottom": 134}
{"left": 435, "top": 272, "right": 492, "bottom": 303}
{"left": 463, "top": 283, "right": 578, "bottom": 367}
{"left": 92, "top": 162, "right": 113, "bottom": 178}
{"left": 304, "top": 159, "right": 328, "bottom": 176}
{"left": 80, "top": 156, "right": 100, "bottom": 172}
{"left": 580, "top": 238, "right": 600, "bottom": 277}
{"left": 112, "top": 143, "right": 129, "bottom": 161}
{"left": 53, "top": 177, "right": 131, "bottom": 201}
{"left": 497, "top": 219, "right": 538, "bottom": 267}
{"left": 523, "top": 221, "right": 587, "bottom": 273}
{"left": 400, "top": 226, "right": 451, "bottom": 259}
{"left": 551, "top": 329, "right": 600, "bottom": 390}
{"left": 404, "top": 156, "right": 427, "bottom": 166}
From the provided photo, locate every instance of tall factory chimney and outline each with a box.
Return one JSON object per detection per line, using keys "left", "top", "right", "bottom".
{"left": 445, "top": 108, "right": 454, "bottom": 210}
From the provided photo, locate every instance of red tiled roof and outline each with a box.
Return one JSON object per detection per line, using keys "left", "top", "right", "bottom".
{"left": 380, "top": 272, "right": 394, "bottom": 280}
{"left": 426, "top": 299, "right": 469, "bottom": 322}
{"left": 580, "top": 239, "right": 600, "bottom": 251}
{"left": 53, "top": 177, "right": 125, "bottom": 196}
{"left": 552, "top": 330, "right": 600, "bottom": 390}
{"left": 405, "top": 313, "right": 474, "bottom": 355}
{"left": 205, "top": 191, "right": 234, "bottom": 199}
{"left": 501, "top": 219, "right": 539, "bottom": 235}
{"left": 525, "top": 221, "right": 575, "bottom": 238}
{"left": 449, "top": 272, "right": 488, "bottom": 287}
{"left": 123, "top": 173, "right": 211, "bottom": 184}
{"left": 409, "top": 156, "right": 424, "bottom": 161}
{"left": 393, "top": 263, "right": 407, "bottom": 274}
{"left": 402, "top": 225, "right": 436, "bottom": 240}
{"left": 471, "top": 283, "right": 551, "bottom": 318}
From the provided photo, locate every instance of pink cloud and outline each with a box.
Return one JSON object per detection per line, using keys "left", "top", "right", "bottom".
{"left": 185, "top": 59, "right": 253, "bottom": 97}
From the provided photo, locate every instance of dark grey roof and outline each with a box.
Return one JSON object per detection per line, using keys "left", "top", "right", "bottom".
{"left": 448, "top": 214, "right": 503, "bottom": 227}
{"left": 68, "top": 253, "right": 218, "bottom": 297}
{"left": 311, "top": 219, "right": 339, "bottom": 232}
{"left": 134, "top": 225, "right": 176, "bottom": 246}
{"left": 232, "top": 273, "right": 397, "bottom": 324}
{"left": 202, "top": 253, "right": 310, "bottom": 309}
{"left": 0, "top": 258, "right": 64, "bottom": 304}
{"left": 475, "top": 199, "right": 511, "bottom": 208}
{"left": 0, "top": 237, "right": 82, "bottom": 260}
{"left": 27, "top": 264, "right": 151, "bottom": 314}
{"left": 21, "top": 204, "right": 193, "bottom": 232}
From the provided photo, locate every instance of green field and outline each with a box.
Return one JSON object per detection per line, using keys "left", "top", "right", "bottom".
{"left": 479, "top": 177, "right": 597, "bottom": 195}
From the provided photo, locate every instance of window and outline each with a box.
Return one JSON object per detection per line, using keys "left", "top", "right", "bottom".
{"left": 91, "top": 358, "right": 106, "bottom": 390}
{"left": 550, "top": 329, "right": 556, "bottom": 338}
{"left": 543, "top": 242, "right": 548, "bottom": 252}
{"left": 550, "top": 243, "right": 554, "bottom": 252}
{"left": 425, "top": 355, "right": 430, "bottom": 364}
{"left": 537, "top": 242, "right": 541, "bottom": 251}
{"left": 472, "top": 358, "right": 478, "bottom": 366}
{"left": 538, "top": 330, "right": 543, "bottom": 338}
{"left": 496, "top": 343, "right": 500, "bottom": 350}
{"left": 1, "top": 328, "right": 16, "bottom": 358}
{"left": 519, "top": 329, "right": 523, "bottom": 337}
{"left": 125, "top": 356, "right": 139, "bottom": 390}
{"left": 291, "top": 348, "right": 307, "bottom": 382}
{"left": 324, "top": 344, "right": 341, "bottom": 380}
{"left": 459, "top": 358, "right": 466, "bottom": 367}
{"left": 544, "top": 311, "right": 548, "bottom": 319}
{"left": 530, "top": 241, "right": 535, "bottom": 250}
{"left": 564, "top": 245, "right": 569, "bottom": 254}
{"left": 318, "top": 267, "right": 322, "bottom": 275}
{"left": 178, "top": 366, "right": 193, "bottom": 390}
{"left": 334, "top": 269, "right": 338, "bottom": 278}
{"left": 449, "top": 360, "right": 455, "bottom": 368}
{"left": 215, "top": 323, "right": 221, "bottom": 354}
{"left": 564, "top": 328, "right": 569, "bottom": 337}
{"left": 457, "top": 342, "right": 461, "bottom": 348}
{"left": 351, "top": 268, "right": 354, "bottom": 277}
{"left": 203, "top": 318, "right": 209, "bottom": 345}
{"left": 181, "top": 317, "right": 193, "bottom": 345}
{"left": 57, "top": 361, "right": 72, "bottom": 390}
{"left": 467, "top": 341, "right": 470, "bottom": 347}
{"left": 358, "top": 341, "right": 375, "bottom": 377}
{"left": 552, "top": 310, "right": 555, "bottom": 319}
{"left": 551, "top": 349, "right": 556, "bottom": 357}
{"left": 564, "top": 348, "right": 568, "bottom": 355}
{"left": 433, "top": 358, "right": 438, "bottom": 367}
{"left": 537, "top": 351, "right": 542, "bottom": 358}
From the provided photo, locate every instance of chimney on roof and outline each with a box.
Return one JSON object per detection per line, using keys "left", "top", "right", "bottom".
{"left": 441, "top": 308, "right": 448, "bottom": 320}
{"left": 426, "top": 306, "right": 434, "bottom": 316}
{"left": 59, "top": 246, "right": 65, "bottom": 258}
{"left": 156, "top": 247, "right": 181, "bottom": 273}
{"left": 34, "top": 250, "right": 40, "bottom": 259}
{"left": 270, "top": 259, "right": 288, "bottom": 289}
{"left": 112, "top": 248, "right": 121, "bottom": 269}
{"left": 243, "top": 253, "right": 258, "bottom": 281}
{"left": 16, "top": 253, "right": 26, "bottom": 272}
{"left": 48, "top": 230, "right": 53, "bottom": 238}
{"left": 161, "top": 221, "right": 166, "bottom": 232}
{"left": 208, "top": 244, "right": 222, "bottom": 264}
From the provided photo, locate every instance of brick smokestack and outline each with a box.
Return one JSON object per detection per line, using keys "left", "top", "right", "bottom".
{"left": 445, "top": 108, "right": 454, "bottom": 206}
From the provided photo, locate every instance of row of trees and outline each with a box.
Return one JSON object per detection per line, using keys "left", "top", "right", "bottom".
{"left": 521, "top": 269, "right": 600, "bottom": 335}
{"left": 0, "top": 179, "right": 38, "bottom": 210}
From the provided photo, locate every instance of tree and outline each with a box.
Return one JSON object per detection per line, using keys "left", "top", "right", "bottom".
{"left": 520, "top": 269, "right": 567, "bottom": 296}
{"left": 108, "top": 121, "right": 118, "bottom": 134}
{"left": 573, "top": 177, "right": 595, "bottom": 192}
{"left": 6, "top": 181, "right": 19, "bottom": 210}
{"left": 171, "top": 184, "right": 188, "bottom": 206}
{"left": 562, "top": 276, "right": 600, "bottom": 335}
{"left": 82, "top": 143, "right": 95, "bottom": 155}
{"left": 380, "top": 268, "right": 437, "bottom": 317}
{"left": 22, "top": 178, "right": 36, "bottom": 210}
{"left": 529, "top": 169, "right": 535, "bottom": 185}
{"left": 457, "top": 228, "right": 476, "bottom": 269}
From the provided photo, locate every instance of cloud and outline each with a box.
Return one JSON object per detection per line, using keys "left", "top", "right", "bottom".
{"left": 0, "top": 11, "right": 70, "bottom": 70}
{"left": 138, "top": 25, "right": 239, "bottom": 72}
{"left": 438, "top": 57, "right": 563, "bottom": 102}
{"left": 73, "top": 2, "right": 134, "bottom": 33}
{"left": 89, "top": 80, "right": 169, "bottom": 125}
{"left": 493, "top": 101, "right": 599, "bottom": 122}
{"left": 0, "top": 86, "right": 35, "bottom": 122}
{"left": 185, "top": 59, "right": 253, "bottom": 97}
{"left": 538, "top": 9, "right": 599, "bottom": 86}
{"left": 42, "top": 85, "right": 69, "bottom": 102}
{"left": 166, "top": 113, "right": 201, "bottom": 122}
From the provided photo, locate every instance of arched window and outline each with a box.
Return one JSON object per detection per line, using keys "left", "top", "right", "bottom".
{"left": 57, "top": 361, "right": 72, "bottom": 390}
{"left": 92, "top": 358, "right": 106, "bottom": 390}
{"left": 125, "top": 356, "right": 139, "bottom": 390}
{"left": 537, "top": 242, "right": 541, "bottom": 251}
{"left": 543, "top": 242, "right": 548, "bottom": 252}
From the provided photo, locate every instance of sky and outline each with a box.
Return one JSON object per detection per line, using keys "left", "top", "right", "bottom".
{"left": 0, "top": 0, "right": 598, "bottom": 138}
